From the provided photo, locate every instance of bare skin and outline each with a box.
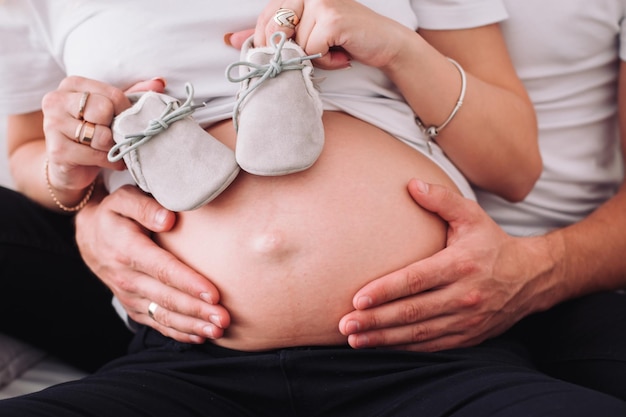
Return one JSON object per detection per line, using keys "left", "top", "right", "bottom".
{"left": 155, "top": 111, "right": 458, "bottom": 350}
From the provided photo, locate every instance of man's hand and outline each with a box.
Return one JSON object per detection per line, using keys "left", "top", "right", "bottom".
{"left": 75, "top": 185, "right": 230, "bottom": 343}
{"left": 339, "top": 179, "right": 555, "bottom": 351}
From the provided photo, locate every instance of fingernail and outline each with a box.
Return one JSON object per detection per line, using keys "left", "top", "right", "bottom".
{"left": 355, "top": 296, "right": 373, "bottom": 310}
{"left": 223, "top": 32, "right": 233, "bottom": 47}
{"left": 154, "top": 208, "right": 168, "bottom": 227}
{"left": 200, "top": 292, "right": 213, "bottom": 303}
{"left": 150, "top": 77, "right": 167, "bottom": 88}
{"left": 354, "top": 334, "right": 370, "bottom": 348}
{"left": 345, "top": 320, "right": 360, "bottom": 334}
{"left": 210, "top": 315, "right": 223, "bottom": 328}
{"left": 414, "top": 180, "right": 429, "bottom": 194}
{"left": 203, "top": 325, "right": 216, "bottom": 338}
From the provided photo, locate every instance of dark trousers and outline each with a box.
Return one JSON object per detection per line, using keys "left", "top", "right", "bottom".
{"left": 0, "top": 187, "right": 132, "bottom": 372}
{"left": 1, "top": 327, "right": 624, "bottom": 416}
{"left": 509, "top": 290, "right": 626, "bottom": 401}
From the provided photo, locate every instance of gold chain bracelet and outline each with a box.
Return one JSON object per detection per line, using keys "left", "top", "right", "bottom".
{"left": 44, "top": 158, "right": 96, "bottom": 212}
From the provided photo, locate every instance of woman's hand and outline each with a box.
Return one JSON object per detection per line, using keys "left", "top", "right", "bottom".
{"left": 339, "top": 180, "right": 558, "bottom": 351}
{"left": 75, "top": 185, "right": 231, "bottom": 344}
{"left": 253, "top": 0, "right": 413, "bottom": 70}
{"left": 40, "top": 76, "right": 166, "bottom": 197}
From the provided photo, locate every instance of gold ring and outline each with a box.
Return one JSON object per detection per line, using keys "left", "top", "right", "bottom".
{"left": 148, "top": 301, "right": 159, "bottom": 320}
{"left": 79, "top": 121, "right": 96, "bottom": 145}
{"left": 77, "top": 91, "right": 90, "bottom": 121}
{"left": 273, "top": 8, "right": 299, "bottom": 29}
{"left": 74, "top": 120, "right": 87, "bottom": 143}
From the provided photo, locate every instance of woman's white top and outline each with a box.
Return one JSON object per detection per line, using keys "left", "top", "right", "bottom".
{"left": 0, "top": 0, "right": 509, "bottom": 200}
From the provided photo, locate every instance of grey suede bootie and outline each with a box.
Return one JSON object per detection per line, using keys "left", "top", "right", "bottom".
{"left": 227, "top": 31, "right": 324, "bottom": 176}
{"left": 108, "top": 84, "right": 240, "bottom": 211}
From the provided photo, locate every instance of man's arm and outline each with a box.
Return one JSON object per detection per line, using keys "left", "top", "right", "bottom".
{"left": 338, "top": 63, "right": 626, "bottom": 351}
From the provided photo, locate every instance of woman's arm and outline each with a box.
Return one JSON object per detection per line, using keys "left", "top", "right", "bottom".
{"left": 7, "top": 111, "right": 57, "bottom": 210}
{"left": 254, "top": 0, "right": 540, "bottom": 202}
{"left": 400, "top": 25, "right": 540, "bottom": 201}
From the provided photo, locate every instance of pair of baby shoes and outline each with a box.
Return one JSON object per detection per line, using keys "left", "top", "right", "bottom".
{"left": 109, "top": 31, "right": 323, "bottom": 212}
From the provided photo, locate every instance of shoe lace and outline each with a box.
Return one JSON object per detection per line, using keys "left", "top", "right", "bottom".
{"left": 226, "top": 31, "right": 321, "bottom": 131}
{"left": 107, "top": 82, "right": 206, "bottom": 162}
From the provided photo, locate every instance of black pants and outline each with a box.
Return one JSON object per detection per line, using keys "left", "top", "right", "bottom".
{"left": 1, "top": 327, "right": 624, "bottom": 416}
{"left": 0, "top": 187, "right": 132, "bottom": 372}
{"left": 509, "top": 290, "right": 626, "bottom": 400}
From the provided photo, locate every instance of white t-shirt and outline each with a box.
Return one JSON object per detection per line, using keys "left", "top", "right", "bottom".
{"left": 477, "top": 0, "right": 626, "bottom": 236}
{"left": 0, "top": 0, "right": 509, "bottom": 199}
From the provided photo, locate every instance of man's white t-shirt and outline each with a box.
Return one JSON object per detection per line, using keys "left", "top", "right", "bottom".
{"left": 478, "top": 0, "right": 626, "bottom": 236}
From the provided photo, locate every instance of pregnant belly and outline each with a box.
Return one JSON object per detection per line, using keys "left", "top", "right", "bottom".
{"left": 155, "top": 112, "right": 460, "bottom": 350}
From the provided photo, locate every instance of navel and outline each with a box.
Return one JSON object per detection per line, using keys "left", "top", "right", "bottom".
{"left": 249, "top": 230, "right": 295, "bottom": 260}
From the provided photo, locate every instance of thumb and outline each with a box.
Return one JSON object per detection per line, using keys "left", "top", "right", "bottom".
{"left": 311, "top": 47, "right": 352, "bottom": 70}
{"left": 224, "top": 29, "right": 255, "bottom": 50}
{"left": 407, "top": 179, "right": 477, "bottom": 225}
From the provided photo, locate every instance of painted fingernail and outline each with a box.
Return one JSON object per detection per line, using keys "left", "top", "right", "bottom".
{"left": 150, "top": 77, "right": 167, "bottom": 88}
{"left": 223, "top": 33, "right": 233, "bottom": 47}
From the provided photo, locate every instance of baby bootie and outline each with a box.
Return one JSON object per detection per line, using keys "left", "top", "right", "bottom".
{"left": 108, "top": 83, "right": 240, "bottom": 211}
{"left": 226, "top": 31, "right": 324, "bottom": 176}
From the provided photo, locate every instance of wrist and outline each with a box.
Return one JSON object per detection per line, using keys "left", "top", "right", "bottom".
{"left": 44, "top": 158, "right": 97, "bottom": 213}
{"left": 525, "top": 233, "right": 571, "bottom": 310}
{"left": 382, "top": 28, "right": 427, "bottom": 75}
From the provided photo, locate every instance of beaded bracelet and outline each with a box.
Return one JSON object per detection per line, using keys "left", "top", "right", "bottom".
{"left": 44, "top": 158, "right": 96, "bottom": 212}
{"left": 416, "top": 57, "right": 467, "bottom": 142}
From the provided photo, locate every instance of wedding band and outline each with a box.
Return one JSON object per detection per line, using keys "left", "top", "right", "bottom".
{"left": 273, "top": 8, "right": 299, "bottom": 29}
{"left": 79, "top": 121, "right": 95, "bottom": 145}
{"left": 74, "top": 120, "right": 87, "bottom": 143}
{"left": 77, "top": 91, "right": 90, "bottom": 121}
{"left": 148, "top": 301, "right": 159, "bottom": 320}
